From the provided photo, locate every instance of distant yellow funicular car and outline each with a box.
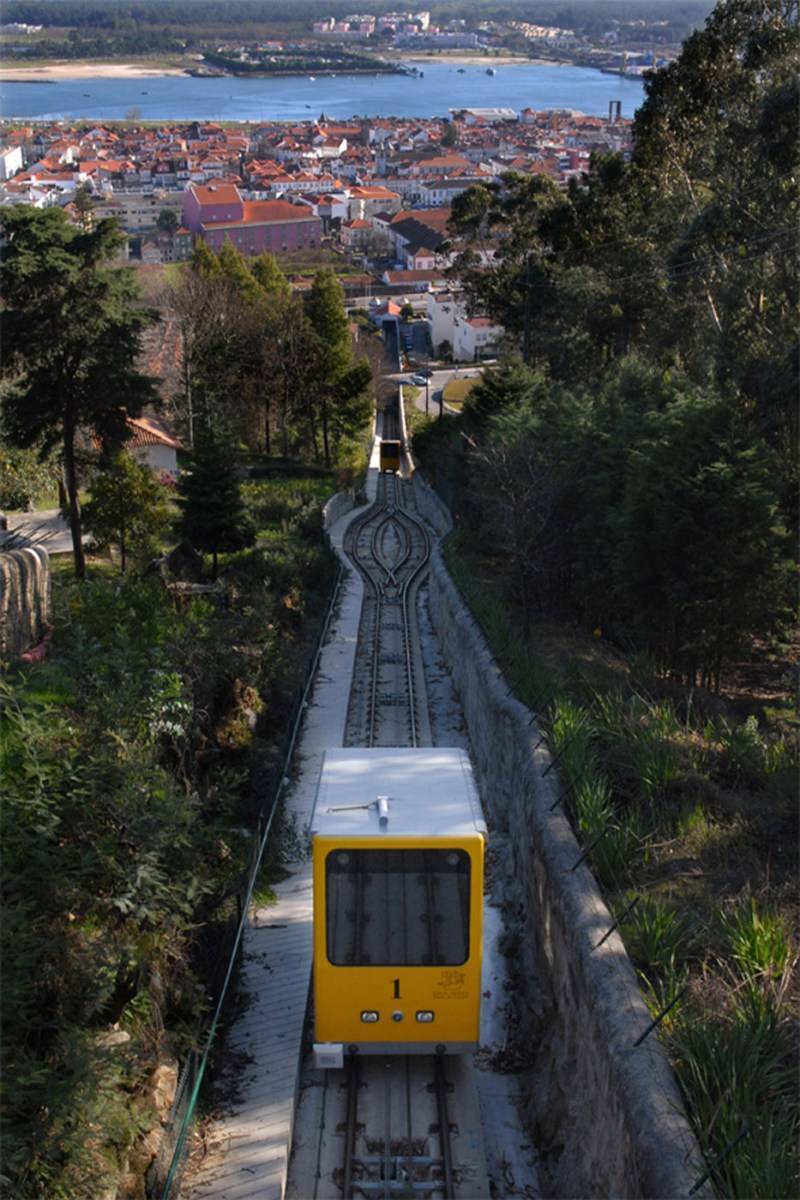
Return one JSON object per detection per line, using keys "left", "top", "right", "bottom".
{"left": 379, "top": 438, "right": 401, "bottom": 473}
{"left": 311, "top": 748, "right": 486, "bottom": 1068}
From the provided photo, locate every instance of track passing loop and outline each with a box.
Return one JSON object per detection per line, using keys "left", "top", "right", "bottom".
{"left": 343, "top": 455, "right": 431, "bottom": 748}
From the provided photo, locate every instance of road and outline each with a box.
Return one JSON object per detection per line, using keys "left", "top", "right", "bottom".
{"left": 1, "top": 509, "right": 78, "bottom": 555}
{"left": 385, "top": 365, "right": 485, "bottom": 415}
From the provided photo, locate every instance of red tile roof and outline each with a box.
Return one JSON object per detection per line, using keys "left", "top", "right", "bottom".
{"left": 192, "top": 182, "right": 241, "bottom": 206}
{"left": 127, "top": 415, "right": 183, "bottom": 450}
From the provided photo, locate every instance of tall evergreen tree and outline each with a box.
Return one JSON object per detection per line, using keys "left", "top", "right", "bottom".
{"left": 176, "top": 438, "right": 254, "bottom": 577}
{"left": 251, "top": 251, "right": 290, "bottom": 300}
{"left": 0, "top": 206, "right": 157, "bottom": 578}
{"left": 306, "top": 268, "right": 370, "bottom": 465}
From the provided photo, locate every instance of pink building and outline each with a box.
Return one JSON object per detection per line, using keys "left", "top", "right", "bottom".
{"left": 182, "top": 183, "right": 322, "bottom": 255}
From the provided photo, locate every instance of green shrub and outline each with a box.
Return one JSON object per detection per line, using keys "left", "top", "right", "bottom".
{"left": 671, "top": 1007, "right": 798, "bottom": 1198}
{"left": 2, "top": 467, "right": 340, "bottom": 1197}
{"left": 721, "top": 898, "right": 793, "bottom": 1019}
{"left": 630, "top": 899, "right": 689, "bottom": 971}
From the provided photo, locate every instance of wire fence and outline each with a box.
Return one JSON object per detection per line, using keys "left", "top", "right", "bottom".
{"left": 146, "top": 561, "right": 345, "bottom": 1199}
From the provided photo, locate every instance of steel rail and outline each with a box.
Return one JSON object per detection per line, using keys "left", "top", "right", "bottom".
{"left": 369, "top": 506, "right": 412, "bottom": 590}
{"left": 394, "top": 492, "right": 431, "bottom": 751}
{"left": 343, "top": 476, "right": 390, "bottom": 747}
{"left": 342, "top": 1054, "right": 457, "bottom": 1199}
{"left": 433, "top": 1054, "right": 455, "bottom": 1200}
{"left": 366, "top": 480, "right": 387, "bottom": 747}
{"left": 350, "top": 471, "right": 429, "bottom": 748}
{"left": 343, "top": 1054, "right": 360, "bottom": 1200}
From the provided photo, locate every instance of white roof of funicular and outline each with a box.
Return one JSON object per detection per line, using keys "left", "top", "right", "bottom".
{"left": 310, "top": 748, "right": 486, "bottom": 840}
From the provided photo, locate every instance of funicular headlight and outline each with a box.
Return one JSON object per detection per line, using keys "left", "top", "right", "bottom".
{"left": 360, "top": 1011, "right": 380, "bottom": 1023}
{"left": 415, "top": 1011, "right": 435, "bottom": 1023}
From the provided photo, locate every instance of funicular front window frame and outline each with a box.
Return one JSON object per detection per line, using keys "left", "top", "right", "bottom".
{"left": 325, "top": 847, "right": 471, "bottom": 967}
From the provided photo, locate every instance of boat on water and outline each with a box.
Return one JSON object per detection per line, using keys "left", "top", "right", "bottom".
{"left": 486, "top": 67, "right": 496, "bottom": 75}
{"left": 457, "top": 67, "right": 465, "bottom": 73}
{"left": 308, "top": 75, "right": 316, "bottom": 81}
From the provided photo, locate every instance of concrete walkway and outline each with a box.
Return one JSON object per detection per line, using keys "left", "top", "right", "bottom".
{"left": 183, "top": 463, "right": 379, "bottom": 1200}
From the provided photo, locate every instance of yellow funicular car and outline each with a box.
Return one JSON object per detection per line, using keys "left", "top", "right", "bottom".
{"left": 311, "top": 748, "right": 486, "bottom": 1067}
{"left": 379, "top": 438, "right": 401, "bottom": 473}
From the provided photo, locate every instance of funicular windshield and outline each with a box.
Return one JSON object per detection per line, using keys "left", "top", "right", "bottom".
{"left": 326, "top": 848, "right": 471, "bottom": 967}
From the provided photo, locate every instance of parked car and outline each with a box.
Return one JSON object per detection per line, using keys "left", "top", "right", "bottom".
{"left": 410, "top": 374, "right": 429, "bottom": 386}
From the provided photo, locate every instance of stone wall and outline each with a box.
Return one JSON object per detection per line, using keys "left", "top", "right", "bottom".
{"left": 412, "top": 477, "right": 706, "bottom": 1199}
{"left": 0, "top": 547, "right": 51, "bottom": 660}
{"left": 323, "top": 490, "right": 356, "bottom": 530}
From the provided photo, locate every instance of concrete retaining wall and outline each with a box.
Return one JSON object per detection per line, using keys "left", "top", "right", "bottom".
{"left": 323, "top": 490, "right": 356, "bottom": 531}
{"left": 412, "top": 478, "right": 705, "bottom": 1199}
{"left": 410, "top": 465, "right": 452, "bottom": 539}
{"left": 0, "top": 547, "right": 51, "bottom": 660}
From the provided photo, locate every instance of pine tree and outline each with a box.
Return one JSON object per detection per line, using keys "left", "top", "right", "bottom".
{"left": 251, "top": 251, "right": 290, "bottom": 300}
{"left": 306, "top": 268, "right": 366, "bottom": 465}
{"left": 176, "top": 438, "right": 254, "bottom": 577}
{"left": 191, "top": 237, "right": 221, "bottom": 278}
{"left": 217, "top": 239, "right": 263, "bottom": 305}
{"left": 0, "top": 206, "right": 157, "bottom": 579}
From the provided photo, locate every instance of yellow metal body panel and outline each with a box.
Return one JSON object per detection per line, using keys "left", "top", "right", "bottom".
{"left": 313, "top": 835, "right": 483, "bottom": 1048}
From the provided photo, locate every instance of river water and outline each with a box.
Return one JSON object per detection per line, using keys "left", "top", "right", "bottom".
{"left": 0, "top": 60, "right": 645, "bottom": 122}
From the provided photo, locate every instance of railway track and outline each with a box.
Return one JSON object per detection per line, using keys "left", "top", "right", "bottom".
{"left": 289, "top": 395, "right": 489, "bottom": 1200}
{"left": 342, "top": 448, "right": 431, "bottom": 749}
{"left": 340, "top": 1052, "right": 458, "bottom": 1199}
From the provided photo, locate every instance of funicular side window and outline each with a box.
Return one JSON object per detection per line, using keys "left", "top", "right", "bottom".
{"left": 326, "top": 848, "right": 471, "bottom": 967}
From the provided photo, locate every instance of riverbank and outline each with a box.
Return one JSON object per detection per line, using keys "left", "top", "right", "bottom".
{"left": 0, "top": 51, "right": 576, "bottom": 82}
{"left": 389, "top": 51, "right": 571, "bottom": 67}
{"left": 0, "top": 61, "right": 189, "bottom": 81}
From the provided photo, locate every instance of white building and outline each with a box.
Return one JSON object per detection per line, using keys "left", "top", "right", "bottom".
{"left": 93, "top": 190, "right": 183, "bottom": 233}
{"left": 453, "top": 314, "right": 503, "bottom": 362}
{"left": 0, "top": 145, "right": 23, "bottom": 181}
{"left": 427, "top": 288, "right": 460, "bottom": 353}
{"left": 449, "top": 107, "right": 518, "bottom": 125}
{"left": 126, "top": 416, "right": 182, "bottom": 482}
{"left": 416, "top": 177, "right": 486, "bottom": 207}
{"left": 426, "top": 288, "right": 503, "bottom": 361}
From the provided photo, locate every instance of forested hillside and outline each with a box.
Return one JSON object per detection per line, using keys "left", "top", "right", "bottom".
{"left": 426, "top": 0, "right": 797, "bottom": 684}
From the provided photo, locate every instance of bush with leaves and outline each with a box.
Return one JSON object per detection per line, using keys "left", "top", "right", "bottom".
{"left": 0, "top": 439, "right": 61, "bottom": 511}
{"left": 82, "top": 451, "right": 172, "bottom": 571}
{"left": 1, "top": 677, "right": 211, "bottom": 1197}
{"left": 1, "top": 468, "right": 340, "bottom": 1197}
